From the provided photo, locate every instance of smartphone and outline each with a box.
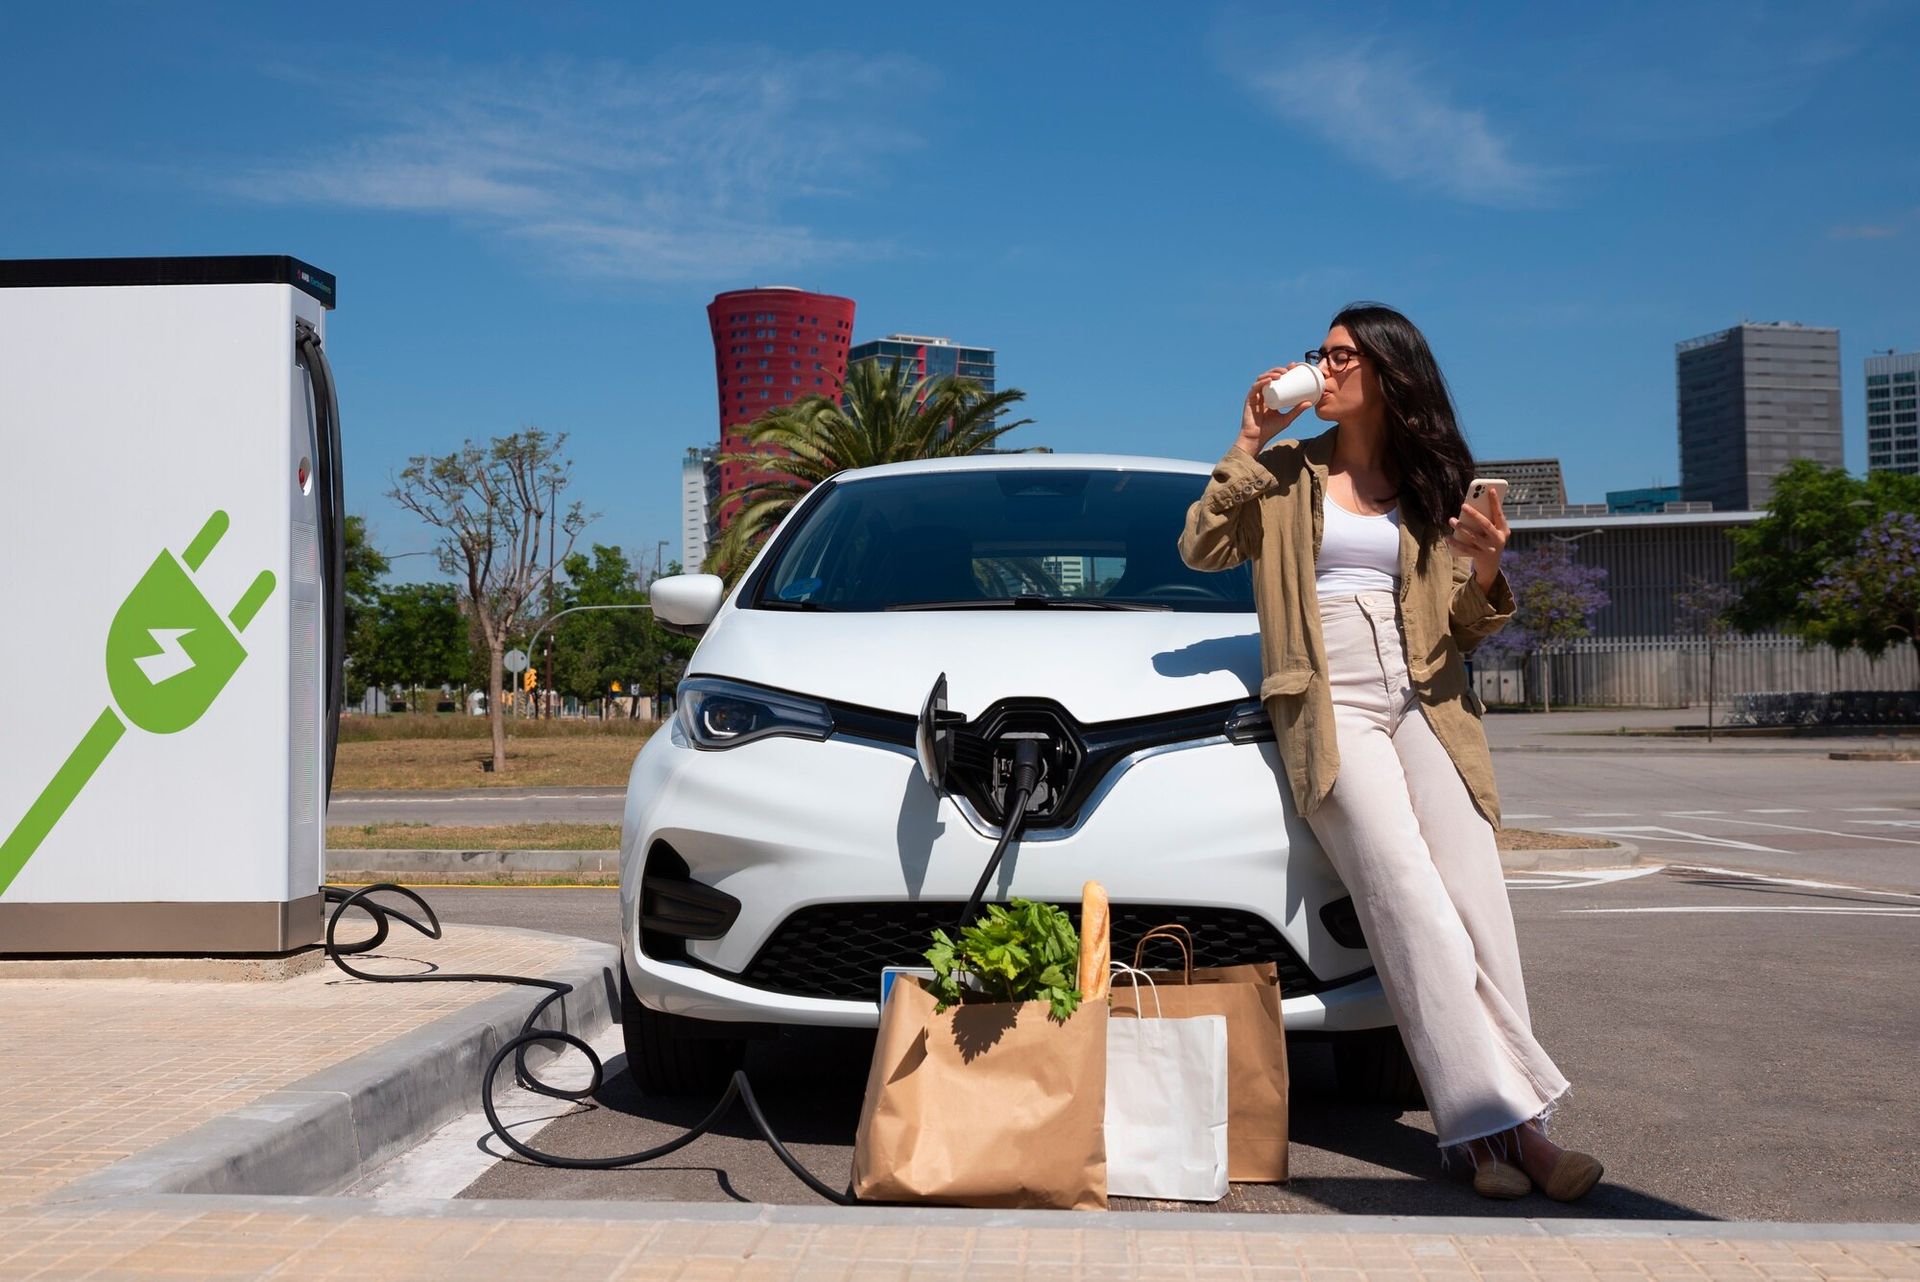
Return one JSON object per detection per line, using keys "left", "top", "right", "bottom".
{"left": 1465, "top": 478, "right": 1509, "bottom": 518}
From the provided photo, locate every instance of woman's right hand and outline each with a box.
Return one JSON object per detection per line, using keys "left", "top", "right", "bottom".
{"left": 1236, "top": 364, "right": 1314, "bottom": 456}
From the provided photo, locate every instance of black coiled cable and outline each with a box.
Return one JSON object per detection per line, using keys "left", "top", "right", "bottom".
{"left": 320, "top": 883, "right": 853, "bottom": 1204}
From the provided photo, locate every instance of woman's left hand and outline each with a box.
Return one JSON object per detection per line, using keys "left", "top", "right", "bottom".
{"left": 1447, "top": 488, "right": 1509, "bottom": 590}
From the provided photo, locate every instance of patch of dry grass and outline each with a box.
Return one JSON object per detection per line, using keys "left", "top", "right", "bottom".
{"left": 339, "top": 713, "right": 658, "bottom": 742}
{"left": 1496, "top": 827, "right": 1617, "bottom": 851}
{"left": 325, "top": 823, "right": 621, "bottom": 850}
{"left": 333, "top": 734, "right": 648, "bottom": 789}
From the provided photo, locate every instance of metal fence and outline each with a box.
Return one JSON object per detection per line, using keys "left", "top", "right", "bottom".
{"left": 1471, "top": 635, "right": 1920, "bottom": 709}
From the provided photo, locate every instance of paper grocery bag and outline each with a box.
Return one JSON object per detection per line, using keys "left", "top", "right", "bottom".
{"left": 1116, "top": 926, "right": 1289, "bottom": 1182}
{"left": 851, "top": 977, "right": 1108, "bottom": 1210}
{"left": 1105, "top": 968, "right": 1228, "bottom": 1202}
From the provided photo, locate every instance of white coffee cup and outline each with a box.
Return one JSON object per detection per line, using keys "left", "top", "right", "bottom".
{"left": 1260, "top": 363, "right": 1326, "bottom": 414}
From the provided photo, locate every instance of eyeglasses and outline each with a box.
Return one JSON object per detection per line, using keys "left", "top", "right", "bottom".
{"left": 1305, "top": 346, "right": 1362, "bottom": 372}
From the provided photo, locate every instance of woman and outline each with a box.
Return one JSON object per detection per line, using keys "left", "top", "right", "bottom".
{"left": 1178, "top": 302, "right": 1604, "bottom": 1201}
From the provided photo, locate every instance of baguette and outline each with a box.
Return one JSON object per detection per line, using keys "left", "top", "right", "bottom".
{"left": 1078, "top": 880, "right": 1111, "bottom": 1001}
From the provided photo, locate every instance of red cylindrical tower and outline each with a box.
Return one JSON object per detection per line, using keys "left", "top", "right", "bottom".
{"left": 707, "top": 285, "right": 856, "bottom": 533}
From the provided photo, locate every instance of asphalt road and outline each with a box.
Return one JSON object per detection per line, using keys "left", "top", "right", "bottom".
{"left": 329, "top": 786, "right": 625, "bottom": 827}
{"left": 419, "top": 865, "right": 1920, "bottom": 1220}
{"left": 1497, "top": 756, "right": 1920, "bottom": 892}
{"left": 331, "top": 750, "right": 1920, "bottom": 894}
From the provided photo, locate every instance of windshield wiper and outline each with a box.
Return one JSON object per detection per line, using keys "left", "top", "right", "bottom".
{"left": 759, "top": 599, "right": 831, "bottom": 611}
{"left": 886, "top": 594, "right": 1170, "bottom": 612}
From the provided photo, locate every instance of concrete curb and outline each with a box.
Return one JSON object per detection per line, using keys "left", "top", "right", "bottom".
{"left": 1498, "top": 840, "right": 1642, "bottom": 872}
{"left": 326, "top": 849, "right": 619, "bottom": 877}
{"left": 65, "top": 1192, "right": 1920, "bottom": 1243}
{"left": 52, "top": 927, "right": 620, "bottom": 1204}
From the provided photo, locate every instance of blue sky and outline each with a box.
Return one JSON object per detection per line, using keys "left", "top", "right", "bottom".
{"left": 5, "top": 1, "right": 1917, "bottom": 570}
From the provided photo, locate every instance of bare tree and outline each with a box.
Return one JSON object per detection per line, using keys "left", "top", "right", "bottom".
{"left": 391, "top": 429, "right": 589, "bottom": 773}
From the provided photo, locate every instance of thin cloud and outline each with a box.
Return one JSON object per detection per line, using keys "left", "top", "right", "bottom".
{"left": 226, "top": 51, "right": 929, "bottom": 281}
{"left": 1827, "top": 211, "right": 1914, "bottom": 241}
{"left": 1221, "top": 34, "right": 1563, "bottom": 209}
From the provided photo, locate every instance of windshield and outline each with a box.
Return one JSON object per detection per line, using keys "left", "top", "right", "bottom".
{"left": 749, "top": 468, "right": 1255, "bottom": 613}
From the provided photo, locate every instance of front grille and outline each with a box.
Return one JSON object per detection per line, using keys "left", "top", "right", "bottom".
{"left": 731, "top": 901, "right": 1341, "bottom": 1002}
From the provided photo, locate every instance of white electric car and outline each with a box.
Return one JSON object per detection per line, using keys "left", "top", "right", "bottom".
{"left": 618, "top": 453, "right": 1414, "bottom": 1098}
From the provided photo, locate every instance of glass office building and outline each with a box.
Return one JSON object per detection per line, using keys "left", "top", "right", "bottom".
{"left": 1866, "top": 350, "right": 1919, "bottom": 475}
{"left": 847, "top": 333, "right": 995, "bottom": 395}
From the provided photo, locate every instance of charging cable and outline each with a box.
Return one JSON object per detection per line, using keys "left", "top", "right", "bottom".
{"left": 320, "top": 738, "right": 1053, "bottom": 1204}
{"left": 321, "top": 883, "right": 855, "bottom": 1204}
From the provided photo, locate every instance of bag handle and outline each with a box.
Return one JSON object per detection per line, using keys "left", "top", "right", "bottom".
{"left": 1131, "top": 923, "right": 1194, "bottom": 983}
{"left": 1108, "top": 962, "right": 1162, "bottom": 1019}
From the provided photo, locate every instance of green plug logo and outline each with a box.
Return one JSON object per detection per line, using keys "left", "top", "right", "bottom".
{"left": 0, "top": 511, "right": 276, "bottom": 896}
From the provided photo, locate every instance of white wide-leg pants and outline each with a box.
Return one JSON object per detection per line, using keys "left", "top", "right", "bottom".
{"left": 1304, "top": 590, "right": 1571, "bottom": 1157}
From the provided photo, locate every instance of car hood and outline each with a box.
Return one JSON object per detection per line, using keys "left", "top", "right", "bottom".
{"left": 689, "top": 607, "right": 1263, "bottom": 724}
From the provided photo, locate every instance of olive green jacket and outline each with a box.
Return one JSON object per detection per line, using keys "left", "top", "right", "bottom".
{"left": 1178, "top": 428, "right": 1516, "bottom": 826}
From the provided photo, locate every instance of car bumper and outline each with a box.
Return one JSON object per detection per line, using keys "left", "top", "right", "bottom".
{"left": 619, "top": 719, "right": 1385, "bottom": 1031}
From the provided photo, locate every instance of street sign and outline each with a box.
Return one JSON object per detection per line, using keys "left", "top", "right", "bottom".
{"left": 503, "top": 649, "right": 529, "bottom": 674}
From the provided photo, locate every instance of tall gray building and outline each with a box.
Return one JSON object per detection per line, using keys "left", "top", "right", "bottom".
{"left": 1866, "top": 350, "right": 1919, "bottom": 475}
{"left": 680, "top": 444, "right": 718, "bottom": 573}
{"left": 1676, "top": 322, "right": 1842, "bottom": 511}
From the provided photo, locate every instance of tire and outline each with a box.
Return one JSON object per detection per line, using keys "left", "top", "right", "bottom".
{"left": 1333, "top": 1026, "right": 1427, "bottom": 1109}
{"left": 621, "top": 963, "right": 746, "bottom": 1095}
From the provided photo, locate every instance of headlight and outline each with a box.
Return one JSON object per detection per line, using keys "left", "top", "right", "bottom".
{"left": 676, "top": 677, "right": 834, "bottom": 750}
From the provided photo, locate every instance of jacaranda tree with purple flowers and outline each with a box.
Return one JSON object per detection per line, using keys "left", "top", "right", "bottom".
{"left": 1808, "top": 512, "right": 1920, "bottom": 684}
{"left": 1473, "top": 543, "right": 1610, "bottom": 712}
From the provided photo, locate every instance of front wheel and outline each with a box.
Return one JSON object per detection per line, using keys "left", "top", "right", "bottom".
{"left": 620, "top": 964, "right": 746, "bottom": 1095}
{"left": 1333, "top": 1026, "right": 1427, "bottom": 1109}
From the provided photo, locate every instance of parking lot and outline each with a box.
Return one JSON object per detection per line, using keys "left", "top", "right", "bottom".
{"left": 342, "top": 733, "right": 1920, "bottom": 1221}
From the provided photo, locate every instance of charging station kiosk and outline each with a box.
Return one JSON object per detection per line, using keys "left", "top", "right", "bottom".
{"left": 0, "top": 256, "right": 343, "bottom": 954}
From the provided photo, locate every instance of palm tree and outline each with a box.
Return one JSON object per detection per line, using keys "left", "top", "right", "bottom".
{"left": 704, "top": 359, "right": 1035, "bottom": 583}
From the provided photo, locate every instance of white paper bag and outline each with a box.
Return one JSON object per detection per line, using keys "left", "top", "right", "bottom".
{"left": 1104, "top": 966, "right": 1229, "bottom": 1202}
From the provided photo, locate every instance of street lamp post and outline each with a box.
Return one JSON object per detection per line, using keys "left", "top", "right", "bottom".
{"left": 526, "top": 604, "right": 655, "bottom": 722}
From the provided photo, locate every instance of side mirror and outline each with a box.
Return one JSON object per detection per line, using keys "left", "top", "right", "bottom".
{"left": 649, "top": 574, "right": 726, "bottom": 638}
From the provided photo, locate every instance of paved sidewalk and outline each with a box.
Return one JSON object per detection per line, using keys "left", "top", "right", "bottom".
{"left": 0, "top": 924, "right": 607, "bottom": 1208}
{"left": 1483, "top": 708, "right": 1918, "bottom": 755}
{"left": 1, "top": 917, "right": 1913, "bottom": 1280}
{"left": 1, "top": 1197, "right": 1914, "bottom": 1280}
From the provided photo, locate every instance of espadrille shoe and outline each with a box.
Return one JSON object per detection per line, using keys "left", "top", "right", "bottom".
{"left": 1472, "top": 1159, "right": 1531, "bottom": 1200}
{"left": 1542, "top": 1150, "right": 1604, "bottom": 1202}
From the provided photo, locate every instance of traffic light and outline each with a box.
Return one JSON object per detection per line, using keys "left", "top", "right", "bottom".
{"left": 522, "top": 668, "right": 537, "bottom": 692}
{"left": 610, "top": 680, "right": 622, "bottom": 693}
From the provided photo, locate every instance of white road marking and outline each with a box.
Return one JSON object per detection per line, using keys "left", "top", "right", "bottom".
{"left": 1660, "top": 864, "right": 1920, "bottom": 902}
{"left": 1506, "top": 866, "right": 1664, "bottom": 891}
{"left": 1848, "top": 820, "right": 1920, "bottom": 830}
{"left": 349, "top": 1024, "right": 622, "bottom": 1199}
{"left": 1573, "top": 812, "right": 1638, "bottom": 818}
{"left": 1551, "top": 825, "right": 1787, "bottom": 853}
{"left": 1839, "top": 807, "right": 1905, "bottom": 812}
{"left": 1641, "top": 814, "right": 1920, "bottom": 847}
{"left": 1745, "top": 808, "right": 1808, "bottom": 814}
{"left": 1504, "top": 813, "right": 1553, "bottom": 821}
{"left": 1565, "top": 906, "right": 1920, "bottom": 917}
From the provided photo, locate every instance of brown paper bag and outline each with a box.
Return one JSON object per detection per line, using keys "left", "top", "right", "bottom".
{"left": 1114, "top": 925, "right": 1289, "bottom": 1182}
{"left": 852, "top": 977, "right": 1108, "bottom": 1209}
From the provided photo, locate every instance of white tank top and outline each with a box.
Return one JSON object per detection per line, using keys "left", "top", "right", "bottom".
{"left": 1315, "top": 496, "right": 1402, "bottom": 597}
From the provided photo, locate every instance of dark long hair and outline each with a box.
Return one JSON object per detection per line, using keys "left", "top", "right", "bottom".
{"left": 1331, "top": 302, "right": 1475, "bottom": 538}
